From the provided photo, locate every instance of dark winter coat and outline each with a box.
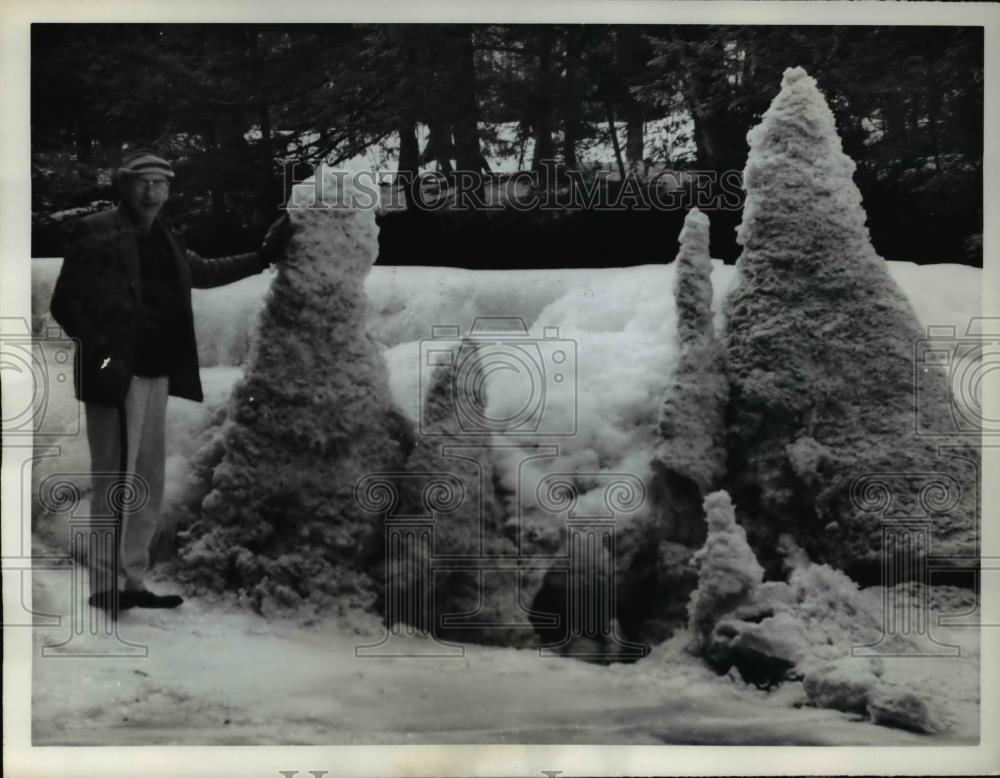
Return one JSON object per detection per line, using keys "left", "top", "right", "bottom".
{"left": 51, "top": 204, "right": 267, "bottom": 406}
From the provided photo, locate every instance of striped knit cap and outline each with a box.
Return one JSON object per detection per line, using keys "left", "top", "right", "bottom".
{"left": 118, "top": 148, "right": 175, "bottom": 179}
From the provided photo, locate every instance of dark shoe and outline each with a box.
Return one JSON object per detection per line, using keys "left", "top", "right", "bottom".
{"left": 127, "top": 589, "right": 184, "bottom": 609}
{"left": 88, "top": 589, "right": 136, "bottom": 619}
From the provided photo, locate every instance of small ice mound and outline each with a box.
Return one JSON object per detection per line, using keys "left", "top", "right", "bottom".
{"left": 686, "top": 491, "right": 958, "bottom": 732}
{"left": 802, "top": 656, "right": 881, "bottom": 715}
{"left": 802, "top": 655, "right": 956, "bottom": 735}
{"left": 866, "top": 684, "right": 955, "bottom": 734}
{"left": 687, "top": 491, "right": 764, "bottom": 646}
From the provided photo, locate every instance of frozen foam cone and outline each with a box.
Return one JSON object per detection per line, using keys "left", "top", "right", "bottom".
{"left": 651, "top": 207, "right": 729, "bottom": 547}
{"left": 722, "top": 67, "right": 978, "bottom": 579}
{"left": 176, "top": 166, "right": 410, "bottom": 619}
{"left": 395, "top": 339, "right": 528, "bottom": 646}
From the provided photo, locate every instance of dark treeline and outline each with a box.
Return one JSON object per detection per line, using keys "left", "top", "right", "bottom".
{"left": 31, "top": 24, "right": 982, "bottom": 266}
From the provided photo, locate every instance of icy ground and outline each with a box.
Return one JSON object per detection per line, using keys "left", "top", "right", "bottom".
{"left": 29, "top": 570, "right": 978, "bottom": 746}
{"left": 29, "top": 259, "right": 981, "bottom": 745}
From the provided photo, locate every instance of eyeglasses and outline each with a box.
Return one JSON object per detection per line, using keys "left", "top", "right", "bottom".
{"left": 131, "top": 178, "right": 170, "bottom": 191}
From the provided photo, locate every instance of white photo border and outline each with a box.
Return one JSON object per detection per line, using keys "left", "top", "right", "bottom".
{"left": 3, "top": 1, "right": 999, "bottom": 775}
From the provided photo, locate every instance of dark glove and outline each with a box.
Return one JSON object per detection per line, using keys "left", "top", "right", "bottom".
{"left": 259, "top": 213, "right": 294, "bottom": 265}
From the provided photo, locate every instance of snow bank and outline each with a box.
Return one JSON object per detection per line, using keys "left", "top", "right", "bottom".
{"left": 30, "top": 254, "right": 976, "bottom": 388}
{"left": 30, "top": 254, "right": 980, "bottom": 579}
{"left": 365, "top": 266, "right": 586, "bottom": 350}
{"left": 31, "top": 254, "right": 979, "bottom": 549}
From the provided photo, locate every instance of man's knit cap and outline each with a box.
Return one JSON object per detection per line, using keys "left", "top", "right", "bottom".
{"left": 118, "top": 148, "right": 175, "bottom": 179}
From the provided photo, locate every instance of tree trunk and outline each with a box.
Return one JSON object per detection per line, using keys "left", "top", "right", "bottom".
{"left": 617, "top": 27, "right": 647, "bottom": 170}
{"left": 605, "top": 100, "right": 627, "bottom": 181}
{"left": 561, "top": 27, "right": 584, "bottom": 170}
{"left": 448, "top": 26, "right": 487, "bottom": 174}
{"left": 206, "top": 118, "right": 226, "bottom": 216}
{"left": 922, "top": 60, "right": 943, "bottom": 173}
{"left": 517, "top": 122, "right": 528, "bottom": 170}
{"left": 625, "top": 102, "right": 644, "bottom": 169}
{"left": 398, "top": 120, "right": 420, "bottom": 192}
{"left": 246, "top": 29, "right": 281, "bottom": 220}
{"left": 421, "top": 119, "right": 454, "bottom": 175}
{"left": 670, "top": 29, "right": 742, "bottom": 172}
{"left": 530, "top": 26, "right": 556, "bottom": 172}
{"left": 397, "top": 32, "right": 422, "bottom": 209}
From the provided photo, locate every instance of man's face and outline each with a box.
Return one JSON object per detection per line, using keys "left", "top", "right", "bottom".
{"left": 122, "top": 173, "right": 170, "bottom": 223}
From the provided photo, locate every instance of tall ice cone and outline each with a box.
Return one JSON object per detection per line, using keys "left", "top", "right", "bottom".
{"left": 722, "top": 67, "right": 978, "bottom": 580}
{"left": 651, "top": 207, "right": 728, "bottom": 547}
{"left": 177, "top": 169, "right": 410, "bottom": 617}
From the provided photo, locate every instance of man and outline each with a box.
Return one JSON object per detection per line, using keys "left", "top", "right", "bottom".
{"left": 50, "top": 148, "right": 292, "bottom": 615}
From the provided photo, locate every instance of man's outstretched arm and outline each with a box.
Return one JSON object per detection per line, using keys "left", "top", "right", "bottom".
{"left": 186, "top": 214, "right": 293, "bottom": 289}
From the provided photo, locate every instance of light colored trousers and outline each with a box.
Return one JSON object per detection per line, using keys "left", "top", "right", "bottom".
{"left": 85, "top": 376, "right": 168, "bottom": 593}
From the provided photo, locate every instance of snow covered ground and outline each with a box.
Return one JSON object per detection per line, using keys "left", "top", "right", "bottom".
{"left": 30, "top": 569, "right": 977, "bottom": 746}
{"left": 28, "top": 257, "right": 981, "bottom": 745}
